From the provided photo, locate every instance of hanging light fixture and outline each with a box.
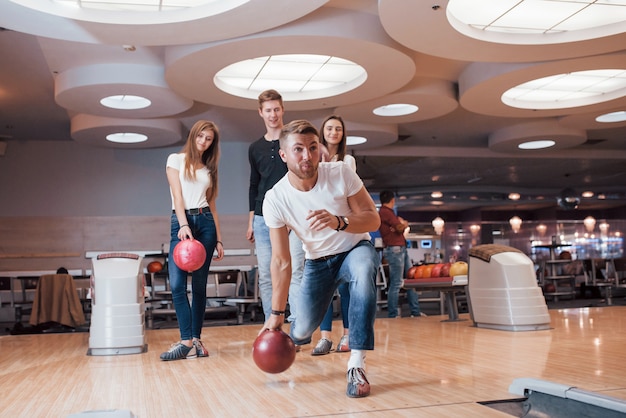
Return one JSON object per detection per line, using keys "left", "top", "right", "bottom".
{"left": 536, "top": 224, "right": 547, "bottom": 236}
{"left": 509, "top": 215, "right": 522, "bottom": 233}
{"left": 469, "top": 224, "right": 481, "bottom": 237}
{"left": 432, "top": 216, "right": 445, "bottom": 235}
{"left": 583, "top": 216, "right": 596, "bottom": 233}
{"left": 599, "top": 221, "right": 609, "bottom": 234}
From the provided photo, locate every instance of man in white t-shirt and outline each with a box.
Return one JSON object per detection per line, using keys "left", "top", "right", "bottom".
{"left": 261, "top": 119, "right": 380, "bottom": 398}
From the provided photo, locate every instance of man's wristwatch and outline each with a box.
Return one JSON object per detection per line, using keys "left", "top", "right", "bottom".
{"left": 339, "top": 216, "right": 349, "bottom": 231}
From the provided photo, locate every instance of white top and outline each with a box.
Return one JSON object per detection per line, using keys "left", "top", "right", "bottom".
{"left": 331, "top": 153, "right": 356, "bottom": 172}
{"left": 263, "top": 162, "right": 370, "bottom": 260}
{"left": 166, "top": 153, "right": 211, "bottom": 210}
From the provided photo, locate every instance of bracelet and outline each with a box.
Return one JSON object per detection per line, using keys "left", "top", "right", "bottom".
{"left": 271, "top": 310, "right": 285, "bottom": 316}
{"left": 216, "top": 241, "right": 223, "bottom": 246}
{"left": 179, "top": 224, "right": 189, "bottom": 229}
{"left": 335, "top": 215, "right": 342, "bottom": 231}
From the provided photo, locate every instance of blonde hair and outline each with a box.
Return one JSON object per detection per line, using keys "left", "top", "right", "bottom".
{"left": 181, "top": 120, "right": 220, "bottom": 203}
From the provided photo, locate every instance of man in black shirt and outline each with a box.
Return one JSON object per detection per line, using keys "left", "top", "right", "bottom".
{"left": 247, "top": 89, "right": 304, "bottom": 323}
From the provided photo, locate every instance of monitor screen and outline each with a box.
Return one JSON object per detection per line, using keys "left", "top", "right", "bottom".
{"left": 420, "top": 239, "right": 432, "bottom": 249}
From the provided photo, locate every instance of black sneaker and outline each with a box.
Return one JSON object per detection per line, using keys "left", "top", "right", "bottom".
{"left": 311, "top": 338, "right": 333, "bottom": 356}
{"left": 160, "top": 342, "right": 192, "bottom": 361}
{"left": 346, "top": 367, "right": 370, "bottom": 398}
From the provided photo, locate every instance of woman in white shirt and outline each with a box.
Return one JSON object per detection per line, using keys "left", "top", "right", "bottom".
{"left": 313, "top": 115, "right": 355, "bottom": 355}
{"left": 161, "top": 120, "right": 224, "bottom": 361}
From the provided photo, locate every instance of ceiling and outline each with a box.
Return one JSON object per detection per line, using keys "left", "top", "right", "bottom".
{"left": 1, "top": 0, "right": 625, "bottom": 214}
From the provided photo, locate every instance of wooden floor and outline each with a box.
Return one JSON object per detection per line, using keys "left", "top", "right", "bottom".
{"left": 2, "top": 307, "right": 626, "bottom": 417}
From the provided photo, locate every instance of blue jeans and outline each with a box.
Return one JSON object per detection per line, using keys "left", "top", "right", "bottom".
{"left": 384, "top": 246, "right": 421, "bottom": 318}
{"left": 254, "top": 215, "right": 304, "bottom": 322}
{"left": 320, "top": 282, "right": 349, "bottom": 332}
{"left": 290, "top": 240, "right": 377, "bottom": 350}
{"left": 168, "top": 212, "right": 217, "bottom": 341}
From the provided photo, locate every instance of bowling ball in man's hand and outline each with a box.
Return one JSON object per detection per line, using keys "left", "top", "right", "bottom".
{"left": 252, "top": 329, "right": 296, "bottom": 374}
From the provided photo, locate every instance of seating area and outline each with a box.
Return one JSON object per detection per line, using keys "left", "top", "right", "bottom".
{"left": 3, "top": 254, "right": 625, "bottom": 337}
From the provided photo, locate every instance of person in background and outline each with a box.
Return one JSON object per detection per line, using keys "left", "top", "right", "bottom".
{"left": 378, "top": 190, "right": 425, "bottom": 318}
{"left": 246, "top": 89, "right": 305, "bottom": 325}
{"left": 261, "top": 119, "right": 380, "bottom": 398}
{"left": 161, "top": 120, "right": 224, "bottom": 361}
{"left": 312, "top": 115, "right": 355, "bottom": 355}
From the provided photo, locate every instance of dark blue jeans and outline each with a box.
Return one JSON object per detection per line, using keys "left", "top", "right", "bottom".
{"left": 384, "top": 245, "right": 421, "bottom": 317}
{"left": 168, "top": 212, "right": 217, "bottom": 341}
{"left": 290, "top": 240, "right": 377, "bottom": 350}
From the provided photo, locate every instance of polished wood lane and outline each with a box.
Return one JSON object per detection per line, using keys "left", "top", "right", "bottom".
{"left": 1, "top": 307, "right": 625, "bottom": 417}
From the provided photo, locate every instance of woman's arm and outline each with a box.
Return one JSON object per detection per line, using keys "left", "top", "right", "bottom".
{"left": 166, "top": 166, "right": 192, "bottom": 240}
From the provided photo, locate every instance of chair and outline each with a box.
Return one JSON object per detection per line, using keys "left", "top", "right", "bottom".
{"left": 224, "top": 268, "right": 260, "bottom": 325}
{"left": 581, "top": 258, "right": 614, "bottom": 305}
{"left": 29, "top": 273, "right": 86, "bottom": 328}
{"left": 607, "top": 258, "right": 626, "bottom": 289}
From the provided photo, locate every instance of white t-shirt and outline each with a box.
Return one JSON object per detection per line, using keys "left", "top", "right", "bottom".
{"left": 263, "top": 162, "right": 370, "bottom": 260}
{"left": 166, "top": 153, "right": 211, "bottom": 210}
{"left": 331, "top": 154, "right": 356, "bottom": 172}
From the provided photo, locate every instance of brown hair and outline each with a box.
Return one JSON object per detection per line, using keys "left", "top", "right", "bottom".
{"left": 181, "top": 120, "right": 220, "bottom": 203}
{"left": 279, "top": 120, "right": 319, "bottom": 149}
{"left": 320, "top": 115, "right": 347, "bottom": 162}
{"left": 258, "top": 89, "right": 283, "bottom": 109}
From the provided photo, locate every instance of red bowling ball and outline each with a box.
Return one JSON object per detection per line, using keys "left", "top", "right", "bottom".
{"left": 147, "top": 261, "right": 163, "bottom": 273}
{"left": 440, "top": 262, "right": 451, "bottom": 277}
{"left": 252, "top": 329, "right": 296, "bottom": 374}
{"left": 172, "top": 239, "right": 206, "bottom": 272}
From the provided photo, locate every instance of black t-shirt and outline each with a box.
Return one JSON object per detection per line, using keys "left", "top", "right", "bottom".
{"left": 248, "top": 136, "right": 288, "bottom": 216}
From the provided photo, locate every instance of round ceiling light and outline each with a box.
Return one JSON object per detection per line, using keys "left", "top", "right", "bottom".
{"left": 214, "top": 54, "right": 367, "bottom": 101}
{"left": 447, "top": 0, "right": 626, "bottom": 43}
{"left": 100, "top": 95, "right": 151, "bottom": 110}
{"left": 518, "top": 140, "right": 556, "bottom": 150}
{"left": 106, "top": 132, "right": 148, "bottom": 144}
{"left": 502, "top": 69, "right": 626, "bottom": 110}
{"left": 373, "top": 103, "right": 418, "bottom": 116}
{"left": 16, "top": 0, "right": 249, "bottom": 23}
{"left": 596, "top": 110, "right": 626, "bottom": 123}
{"left": 346, "top": 136, "right": 367, "bottom": 146}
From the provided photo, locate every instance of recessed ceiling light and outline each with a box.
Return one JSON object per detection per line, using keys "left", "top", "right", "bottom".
{"left": 508, "top": 192, "right": 520, "bottom": 200}
{"left": 373, "top": 104, "right": 418, "bottom": 116}
{"left": 100, "top": 95, "right": 151, "bottom": 110}
{"left": 346, "top": 136, "right": 367, "bottom": 146}
{"left": 596, "top": 111, "right": 626, "bottom": 123}
{"left": 518, "top": 140, "right": 555, "bottom": 150}
{"left": 52, "top": 0, "right": 226, "bottom": 12}
{"left": 214, "top": 54, "right": 367, "bottom": 101}
{"left": 431, "top": 191, "right": 443, "bottom": 199}
{"left": 106, "top": 133, "right": 148, "bottom": 144}
{"left": 447, "top": 0, "right": 626, "bottom": 39}
{"left": 581, "top": 191, "right": 594, "bottom": 198}
{"left": 502, "top": 69, "right": 626, "bottom": 110}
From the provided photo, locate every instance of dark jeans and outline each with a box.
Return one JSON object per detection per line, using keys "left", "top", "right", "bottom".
{"left": 168, "top": 212, "right": 217, "bottom": 341}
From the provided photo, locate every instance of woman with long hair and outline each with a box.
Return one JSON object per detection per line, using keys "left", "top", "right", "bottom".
{"left": 161, "top": 120, "right": 224, "bottom": 360}
{"left": 312, "top": 115, "right": 356, "bottom": 355}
